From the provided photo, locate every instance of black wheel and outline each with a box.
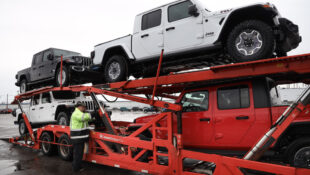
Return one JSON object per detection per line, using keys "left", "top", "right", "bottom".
{"left": 104, "top": 55, "right": 128, "bottom": 83}
{"left": 227, "top": 20, "right": 275, "bottom": 62}
{"left": 57, "top": 112, "right": 69, "bottom": 126}
{"left": 20, "top": 79, "right": 28, "bottom": 94}
{"left": 18, "top": 119, "right": 28, "bottom": 136}
{"left": 286, "top": 137, "right": 310, "bottom": 168}
{"left": 58, "top": 134, "right": 73, "bottom": 161}
{"left": 55, "top": 66, "right": 69, "bottom": 87}
{"left": 40, "top": 132, "right": 56, "bottom": 156}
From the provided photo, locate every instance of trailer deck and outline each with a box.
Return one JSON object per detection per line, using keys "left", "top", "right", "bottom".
{"left": 9, "top": 53, "right": 310, "bottom": 175}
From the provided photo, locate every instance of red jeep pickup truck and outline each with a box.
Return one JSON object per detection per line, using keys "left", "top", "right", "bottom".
{"left": 130, "top": 77, "right": 310, "bottom": 168}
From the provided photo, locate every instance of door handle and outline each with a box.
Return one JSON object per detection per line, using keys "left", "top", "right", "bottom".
{"left": 141, "top": 34, "right": 149, "bottom": 38}
{"left": 236, "top": 116, "right": 249, "bottom": 120}
{"left": 200, "top": 118, "right": 211, "bottom": 122}
{"left": 166, "top": 27, "right": 175, "bottom": 31}
{"left": 31, "top": 108, "right": 35, "bottom": 111}
{"left": 39, "top": 65, "right": 44, "bottom": 68}
{"left": 32, "top": 68, "right": 36, "bottom": 70}
{"left": 40, "top": 107, "right": 44, "bottom": 109}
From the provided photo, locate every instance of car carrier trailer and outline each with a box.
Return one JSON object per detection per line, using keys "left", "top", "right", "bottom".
{"left": 9, "top": 53, "right": 310, "bottom": 175}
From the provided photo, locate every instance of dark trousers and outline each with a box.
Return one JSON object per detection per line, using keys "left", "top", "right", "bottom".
{"left": 72, "top": 142, "right": 85, "bottom": 172}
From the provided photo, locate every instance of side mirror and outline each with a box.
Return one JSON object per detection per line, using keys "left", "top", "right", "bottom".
{"left": 47, "top": 54, "right": 54, "bottom": 60}
{"left": 188, "top": 4, "right": 199, "bottom": 17}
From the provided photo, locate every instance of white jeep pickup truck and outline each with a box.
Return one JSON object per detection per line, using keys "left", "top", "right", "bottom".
{"left": 91, "top": 0, "right": 301, "bottom": 83}
{"left": 13, "top": 90, "right": 97, "bottom": 135}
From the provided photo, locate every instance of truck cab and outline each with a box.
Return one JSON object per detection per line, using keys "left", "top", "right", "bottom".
{"left": 133, "top": 77, "right": 310, "bottom": 165}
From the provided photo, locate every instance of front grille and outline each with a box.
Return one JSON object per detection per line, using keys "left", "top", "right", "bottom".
{"left": 82, "top": 101, "right": 94, "bottom": 111}
{"left": 82, "top": 57, "right": 92, "bottom": 67}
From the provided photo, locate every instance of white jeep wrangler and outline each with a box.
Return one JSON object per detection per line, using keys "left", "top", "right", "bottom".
{"left": 14, "top": 90, "right": 96, "bottom": 135}
{"left": 91, "top": 0, "right": 301, "bottom": 83}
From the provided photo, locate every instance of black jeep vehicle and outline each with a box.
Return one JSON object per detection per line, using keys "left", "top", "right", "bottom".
{"left": 15, "top": 48, "right": 99, "bottom": 93}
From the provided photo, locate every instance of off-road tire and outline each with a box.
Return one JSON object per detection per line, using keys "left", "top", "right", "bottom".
{"left": 57, "top": 134, "right": 73, "bottom": 161}
{"left": 55, "top": 66, "right": 69, "bottom": 87}
{"left": 286, "top": 137, "right": 310, "bottom": 168}
{"left": 104, "top": 55, "right": 128, "bottom": 83}
{"left": 227, "top": 20, "right": 275, "bottom": 62}
{"left": 57, "top": 112, "right": 69, "bottom": 126}
{"left": 18, "top": 119, "right": 28, "bottom": 136}
{"left": 40, "top": 132, "right": 56, "bottom": 156}
{"left": 20, "top": 79, "right": 28, "bottom": 94}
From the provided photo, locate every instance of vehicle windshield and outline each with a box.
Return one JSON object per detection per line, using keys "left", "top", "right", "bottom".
{"left": 181, "top": 91, "right": 209, "bottom": 112}
{"left": 267, "top": 79, "right": 282, "bottom": 106}
{"left": 52, "top": 91, "right": 80, "bottom": 99}
{"left": 53, "top": 49, "right": 81, "bottom": 58}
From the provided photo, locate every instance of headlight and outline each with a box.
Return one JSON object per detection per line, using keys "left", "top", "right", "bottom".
{"left": 74, "top": 57, "right": 83, "bottom": 63}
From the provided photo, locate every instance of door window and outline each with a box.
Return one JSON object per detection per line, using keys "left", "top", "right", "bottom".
{"left": 181, "top": 91, "right": 208, "bottom": 112}
{"left": 43, "top": 50, "right": 52, "bottom": 62}
{"left": 32, "top": 53, "right": 43, "bottom": 66}
{"left": 141, "top": 9, "right": 162, "bottom": 30}
{"left": 42, "top": 93, "right": 51, "bottom": 104}
{"left": 168, "top": 0, "right": 193, "bottom": 22}
{"left": 32, "top": 94, "right": 40, "bottom": 106}
{"left": 217, "top": 85, "right": 250, "bottom": 109}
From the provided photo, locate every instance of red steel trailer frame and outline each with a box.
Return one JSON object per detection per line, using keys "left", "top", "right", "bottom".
{"left": 10, "top": 53, "right": 310, "bottom": 175}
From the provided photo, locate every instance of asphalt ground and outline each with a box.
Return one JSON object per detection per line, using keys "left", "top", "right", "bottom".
{"left": 0, "top": 114, "right": 146, "bottom": 175}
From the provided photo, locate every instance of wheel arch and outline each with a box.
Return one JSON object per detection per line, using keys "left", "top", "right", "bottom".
{"left": 274, "top": 122, "right": 310, "bottom": 151}
{"left": 216, "top": 5, "right": 277, "bottom": 45}
{"left": 54, "top": 105, "right": 72, "bottom": 121}
{"left": 102, "top": 46, "right": 131, "bottom": 68}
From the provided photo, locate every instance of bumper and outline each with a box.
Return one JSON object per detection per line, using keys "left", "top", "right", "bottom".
{"left": 277, "top": 18, "right": 302, "bottom": 52}
{"left": 69, "top": 65, "right": 103, "bottom": 83}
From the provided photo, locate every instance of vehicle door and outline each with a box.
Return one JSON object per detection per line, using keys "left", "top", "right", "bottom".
{"left": 39, "top": 92, "right": 54, "bottom": 122}
{"left": 180, "top": 89, "right": 214, "bottom": 147}
{"left": 41, "top": 49, "right": 54, "bottom": 79}
{"left": 212, "top": 82, "right": 255, "bottom": 147}
{"left": 164, "top": 0, "right": 204, "bottom": 53}
{"left": 30, "top": 52, "right": 43, "bottom": 82}
{"left": 132, "top": 8, "right": 164, "bottom": 59}
{"left": 28, "top": 94, "right": 41, "bottom": 123}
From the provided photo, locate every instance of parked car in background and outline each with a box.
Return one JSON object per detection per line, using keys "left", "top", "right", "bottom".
{"left": 143, "top": 106, "right": 157, "bottom": 113}
{"left": 91, "top": 0, "right": 301, "bottom": 83}
{"left": 0, "top": 108, "right": 12, "bottom": 114}
{"left": 131, "top": 107, "right": 141, "bottom": 112}
{"left": 15, "top": 48, "right": 99, "bottom": 93}
{"left": 120, "top": 107, "right": 131, "bottom": 112}
{"left": 13, "top": 91, "right": 97, "bottom": 135}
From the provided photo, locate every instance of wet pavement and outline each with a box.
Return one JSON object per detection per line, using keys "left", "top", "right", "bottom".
{"left": 0, "top": 114, "right": 144, "bottom": 175}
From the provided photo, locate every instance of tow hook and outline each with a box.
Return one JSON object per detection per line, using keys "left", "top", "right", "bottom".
{"left": 72, "top": 66, "right": 85, "bottom": 72}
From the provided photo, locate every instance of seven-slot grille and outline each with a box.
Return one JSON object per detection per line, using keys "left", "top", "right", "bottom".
{"left": 82, "top": 101, "right": 95, "bottom": 111}
{"left": 82, "top": 57, "right": 92, "bottom": 67}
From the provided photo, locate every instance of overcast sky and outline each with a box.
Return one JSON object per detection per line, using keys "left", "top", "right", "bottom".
{"left": 0, "top": 0, "right": 309, "bottom": 102}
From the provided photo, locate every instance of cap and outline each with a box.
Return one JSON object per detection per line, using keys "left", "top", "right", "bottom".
{"left": 75, "top": 101, "right": 86, "bottom": 108}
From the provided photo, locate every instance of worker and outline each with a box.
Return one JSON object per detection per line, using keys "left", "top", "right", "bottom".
{"left": 70, "top": 101, "right": 91, "bottom": 172}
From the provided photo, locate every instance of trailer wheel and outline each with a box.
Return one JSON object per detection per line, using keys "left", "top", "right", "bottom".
{"left": 19, "top": 119, "right": 28, "bottom": 136}
{"left": 286, "top": 137, "right": 310, "bottom": 168}
{"left": 58, "top": 134, "right": 73, "bottom": 161}
{"left": 227, "top": 20, "right": 275, "bottom": 62}
{"left": 40, "top": 132, "right": 56, "bottom": 156}
{"left": 55, "top": 66, "right": 69, "bottom": 87}
{"left": 104, "top": 55, "right": 128, "bottom": 83}
{"left": 57, "top": 112, "right": 69, "bottom": 126}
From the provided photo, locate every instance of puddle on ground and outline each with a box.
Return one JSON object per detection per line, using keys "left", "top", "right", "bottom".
{"left": 0, "top": 160, "right": 21, "bottom": 174}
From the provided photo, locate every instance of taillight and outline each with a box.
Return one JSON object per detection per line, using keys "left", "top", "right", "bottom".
{"left": 90, "top": 51, "right": 95, "bottom": 59}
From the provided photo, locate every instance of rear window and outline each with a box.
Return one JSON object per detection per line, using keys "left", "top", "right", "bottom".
{"left": 52, "top": 91, "right": 80, "bottom": 99}
{"left": 141, "top": 9, "right": 162, "bottom": 30}
{"left": 217, "top": 85, "right": 250, "bottom": 109}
